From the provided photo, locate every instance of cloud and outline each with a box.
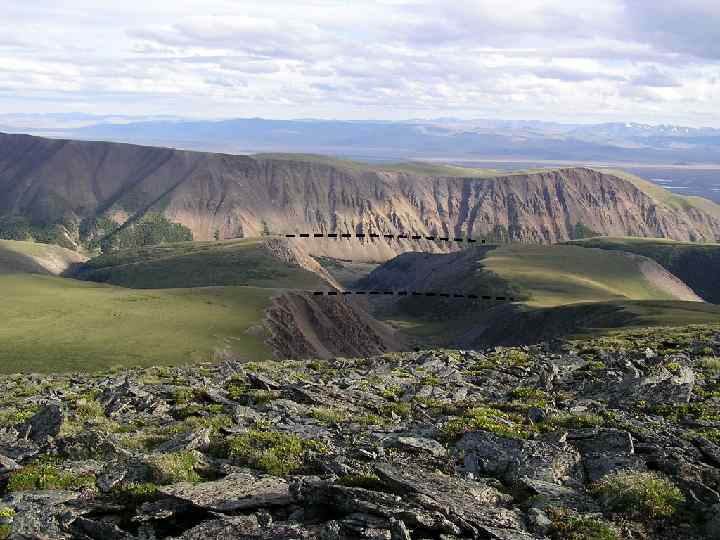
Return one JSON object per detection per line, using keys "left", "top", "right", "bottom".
{"left": 623, "top": 1, "right": 720, "bottom": 60}
{"left": 530, "top": 66, "right": 625, "bottom": 83}
{"left": 0, "top": 0, "right": 718, "bottom": 126}
{"left": 629, "top": 66, "right": 682, "bottom": 88}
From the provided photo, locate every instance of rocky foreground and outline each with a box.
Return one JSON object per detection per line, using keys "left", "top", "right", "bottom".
{"left": 2, "top": 326, "right": 720, "bottom": 539}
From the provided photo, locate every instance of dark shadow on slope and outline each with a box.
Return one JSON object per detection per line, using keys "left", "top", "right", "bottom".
{"left": 453, "top": 300, "right": 720, "bottom": 348}
{"left": 0, "top": 248, "right": 52, "bottom": 275}
{"left": 567, "top": 237, "right": 720, "bottom": 304}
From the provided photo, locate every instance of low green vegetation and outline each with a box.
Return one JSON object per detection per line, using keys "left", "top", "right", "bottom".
{"left": 572, "top": 324, "right": 720, "bottom": 357}
{"left": 442, "top": 406, "right": 528, "bottom": 440}
{"left": 378, "top": 244, "right": 720, "bottom": 348}
{"left": 591, "top": 471, "right": 685, "bottom": 521}
{"left": 227, "top": 430, "right": 328, "bottom": 476}
{"left": 72, "top": 238, "right": 325, "bottom": 289}
{"left": 7, "top": 463, "right": 96, "bottom": 492}
{"left": 0, "top": 239, "right": 84, "bottom": 275}
{"left": 567, "top": 236, "right": 720, "bottom": 303}
{"left": 146, "top": 451, "right": 201, "bottom": 484}
{"left": 482, "top": 244, "right": 686, "bottom": 308}
{"left": 698, "top": 356, "right": 720, "bottom": 374}
{"left": 0, "top": 274, "right": 274, "bottom": 373}
{"left": 0, "top": 404, "right": 40, "bottom": 426}
{"left": 94, "top": 213, "right": 193, "bottom": 253}
{"left": 0, "top": 215, "right": 77, "bottom": 249}
{"left": 548, "top": 511, "right": 619, "bottom": 540}
{"left": 0, "top": 506, "right": 14, "bottom": 540}
{"left": 510, "top": 386, "right": 550, "bottom": 406}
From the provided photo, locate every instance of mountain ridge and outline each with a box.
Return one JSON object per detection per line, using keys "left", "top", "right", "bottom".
{"left": 2, "top": 132, "right": 720, "bottom": 261}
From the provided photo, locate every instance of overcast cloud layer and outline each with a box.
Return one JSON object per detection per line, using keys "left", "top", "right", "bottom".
{"left": 1, "top": 0, "right": 719, "bottom": 125}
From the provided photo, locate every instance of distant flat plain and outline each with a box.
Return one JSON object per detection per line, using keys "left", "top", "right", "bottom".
{"left": 435, "top": 160, "right": 720, "bottom": 203}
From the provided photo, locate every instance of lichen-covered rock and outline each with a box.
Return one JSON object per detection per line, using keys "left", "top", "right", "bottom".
{"left": 159, "top": 472, "right": 292, "bottom": 512}
{"left": 455, "top": 431, "right": 583, "bottom": 487}
{"left": 1, "top": 490, "right": 83, "bottom": 539}
{"left": 21, "top": 403, "right": 64, "bottom": 443}
{"left": 1, "top": 329, "right": 720, "bottom": 539}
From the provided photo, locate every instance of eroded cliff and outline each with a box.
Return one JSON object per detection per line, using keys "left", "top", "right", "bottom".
{"left": 2, "top": 133, "right": 720, "bottom": 260}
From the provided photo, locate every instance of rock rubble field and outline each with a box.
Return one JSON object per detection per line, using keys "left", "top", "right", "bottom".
{"left": 2, "top": 326, "right": 720, "bottom": 539}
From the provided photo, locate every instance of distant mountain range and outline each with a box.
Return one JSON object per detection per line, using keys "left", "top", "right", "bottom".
{"left": 2, "top": 114, "right": 720, "bottom": 165}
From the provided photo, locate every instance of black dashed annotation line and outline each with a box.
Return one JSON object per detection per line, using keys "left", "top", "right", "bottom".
{"left": 286, "top": 233, "right": 485, "bottom": 244}
{"left": 308, "top": 290, "right": 514, "bottom": 302}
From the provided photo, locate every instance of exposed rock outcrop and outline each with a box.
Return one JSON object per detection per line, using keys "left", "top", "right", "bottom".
{"left": 2, "top": 133, "right": 720, "bottom": 259}
{"left": 1, "top": 327, "right": 720, "bottom": 538}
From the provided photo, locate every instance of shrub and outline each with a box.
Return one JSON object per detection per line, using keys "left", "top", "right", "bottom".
{"left": 227, "top": 430, "right": 327, "bottom": 476}
{"left": 549, "top": 513, "right": 619, "bottom": 540}
{"left": 173, "top": 387, "right": 195, "bottom": 405}
{"left": 442, "top": 406, "right": 527, "bottom": 440}
{"left": 510, "top": 386, "right": 549, "bottom": 406}
{"left": 698, "top": 356, "right": 720, "bottom": 374}
{"left": 380, "top": 402, "right": 412, "bottom": 419}
{"left": 100, "top": 213, "right": 193, "bottom": 252}
{"left": 8, "top": 464, "right": 96, "bottom": 492}
{"left": 310, "top": 408, "right": 348, "bottom": 425}
{"left": 419, "top": 375, "right": 440, "bottom": 386}
{"left": 146, "top": 451, "right": 201, "bottom": 484}
{"left": 591, "top": 471, "right": 685, "bottom": 520}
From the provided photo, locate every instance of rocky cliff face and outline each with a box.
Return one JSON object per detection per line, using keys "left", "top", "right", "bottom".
{"left": 2, "top": 133, "right": 720, "bottom": 259}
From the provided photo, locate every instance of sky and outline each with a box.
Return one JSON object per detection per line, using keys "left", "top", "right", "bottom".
{"left": 1, "top": 0, "right": 719, "bottom": 126}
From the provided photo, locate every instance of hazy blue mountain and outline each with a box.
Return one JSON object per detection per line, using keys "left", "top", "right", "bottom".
{"left": 3, "top": 115, "right": 720, "bottom": 164}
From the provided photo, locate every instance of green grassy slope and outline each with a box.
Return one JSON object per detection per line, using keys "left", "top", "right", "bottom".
{"left": 567, "top": 236, "right": 720, "bottom": 304}
{"left": 366, "top": 243, "right": 719, "bottom": 346}
{"left": 0, "top": 239, "right": 86, "bottom": 275}
{"left": 0, "top": 274, "right": 275, "bottom": 373}
{"left": 254, "top": 153, "right": 555, "bottom": 178}
{"left": 72, "top": 239, "right": 326, "bottom": 289}
{"left": 482, "top": 244, "right": 683, "bottom": 307}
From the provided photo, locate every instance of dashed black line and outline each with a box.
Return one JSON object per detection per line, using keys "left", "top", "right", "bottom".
{"left": 284, "top": 233, "right": 485, "bottom": 244}
{"left": 308, "top": 290, "right": 515, "bottom": 302}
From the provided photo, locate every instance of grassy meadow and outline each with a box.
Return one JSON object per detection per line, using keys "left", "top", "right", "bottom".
{"left": 0, "top": 274, "right": 276, "bottom": 373}
{"left": 481, "top": 244, "right": 681, "bottom": 307}
{"left": 72, "top": 238, "right": 325, "bottom": 289}
{"left": 567, "top": 236, "right": 720, "bottom": 303}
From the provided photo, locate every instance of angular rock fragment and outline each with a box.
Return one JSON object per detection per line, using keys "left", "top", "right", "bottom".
{"left": 22, "top": 402, "right": 64, "bottom": 443}
{"left": 155, "top": 428, "right": 211, "bottom": 453}
{"left": 385, "top": 436, "right": 447, "bottom": 458}
{"left": 567, "top": 428, "right": 645, "bottom": 482}
{"left": 159, "top": 471, "right": 292, "bottom": 512}
{"left": 455, "top": 431, "right": 582, "bottom": 487}
{"left": 71, "top": 516, "right": 136, "bottom": 540}
{"left": 1, "top": 490, "right": 83, "bottom": 539}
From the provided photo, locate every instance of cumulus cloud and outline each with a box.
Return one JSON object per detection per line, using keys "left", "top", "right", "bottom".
{"left": 0, "top": 0, "right": 718, "bottom": 125}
